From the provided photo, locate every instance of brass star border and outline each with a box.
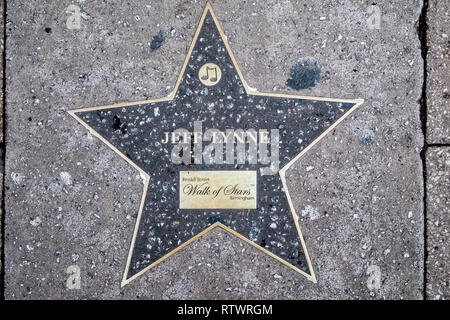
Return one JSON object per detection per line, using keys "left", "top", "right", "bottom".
{"left": 68, "top": 2, "right": 364, "bottom": 287}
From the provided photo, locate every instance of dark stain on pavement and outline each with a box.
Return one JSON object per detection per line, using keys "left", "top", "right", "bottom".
{"left": 286, "top": 59, "right": 321, "bottom": 90}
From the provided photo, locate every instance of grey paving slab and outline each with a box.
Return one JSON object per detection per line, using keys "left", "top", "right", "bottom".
{"left": 427, "top": 0, "right": 450, "bottom": 143}
{"left": 426, "top": 147, "right": 449, "bottom": 300}
{"left": 4, "top": 0, "right": 424, "bottom": 299}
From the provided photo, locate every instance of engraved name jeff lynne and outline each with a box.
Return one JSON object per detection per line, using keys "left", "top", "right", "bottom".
{"left": 161, "top": 121, "right": 279, "bottom": 175}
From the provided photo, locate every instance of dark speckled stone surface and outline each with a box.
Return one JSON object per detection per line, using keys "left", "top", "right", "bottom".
{"left": 77, "top": 11, "right": 355, "bottom": 281}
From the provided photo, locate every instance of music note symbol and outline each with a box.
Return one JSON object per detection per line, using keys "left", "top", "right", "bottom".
{"left": 199, "top": 63, "right": 222, "bottom": 86}
{"left": 201, "top": 66, "right": 218, "bottom": 82}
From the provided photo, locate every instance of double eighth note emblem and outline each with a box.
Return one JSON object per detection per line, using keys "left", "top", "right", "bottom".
{"left": 199, "top": 63, "right": 222, "bottom": 86}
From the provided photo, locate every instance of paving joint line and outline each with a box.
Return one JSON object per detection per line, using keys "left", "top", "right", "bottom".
{"left": 418, "top": 0, "right": 429, "bottom": 300}
{"left": 1, "top": 0, "right": 7, "bottom": 300}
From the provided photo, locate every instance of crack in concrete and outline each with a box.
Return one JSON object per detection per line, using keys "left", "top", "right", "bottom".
{"left": 418, "top": 0, "right": 450, "bottom": 300}
{"left": 418, "top": 0, "right": 429, "bottom": 300}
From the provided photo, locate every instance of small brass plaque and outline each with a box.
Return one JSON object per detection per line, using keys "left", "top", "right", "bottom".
{"left": 179, "top": 171, "right": 257, "bottom": 209}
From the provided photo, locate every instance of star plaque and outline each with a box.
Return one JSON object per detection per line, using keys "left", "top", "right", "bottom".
{"left": 69, "top": 2, "right": 363, "bottom": 286}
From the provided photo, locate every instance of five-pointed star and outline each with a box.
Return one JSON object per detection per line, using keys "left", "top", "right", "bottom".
{"left": 69, "top": 2, "right": 363, "bottom": 286}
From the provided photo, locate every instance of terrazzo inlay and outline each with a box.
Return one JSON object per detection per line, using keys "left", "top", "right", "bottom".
{"left": 68, "top": 2, "right": 363, "bottom": 286}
